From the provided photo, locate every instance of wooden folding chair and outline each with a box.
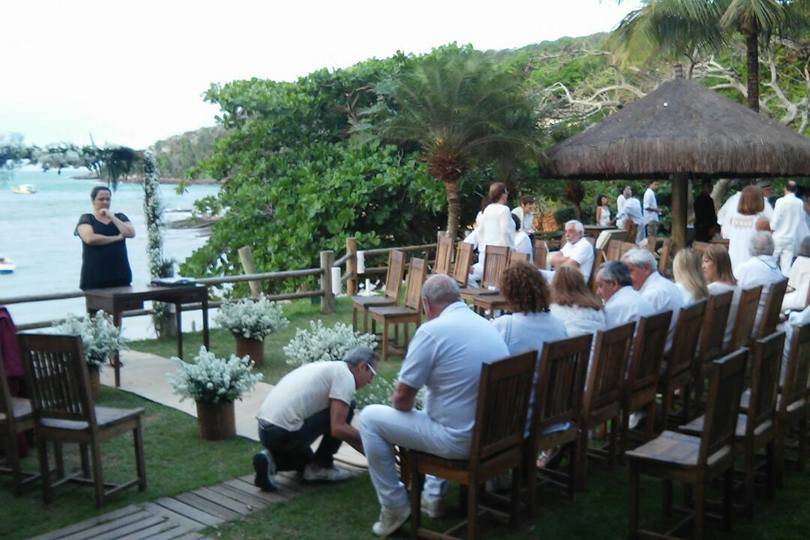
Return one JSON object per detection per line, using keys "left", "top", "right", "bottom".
{"left": 433, "top": 234, "right": 454, "bottom": 276}
{"left": 406, "top": 351, "right": 536, "bottom": 540}
{"left": 692, "top": 291, "right": 734, "bottom": 412}
{"left": 578, "top": 321, "right": 635, "bottom": 490}
{"left": 0, "top": 348, "right": 38, "bottom": 495}
{"left": 756, "top": 278, "right": 788, "bottom": 339}
{"left": 533, "top": 240, "right": 549, "bottom": 270}
{"left": 369, "top": 258, "right": 427, "bottom": 362}
{"left": 472, "top": 250, "right": 527, "bottom": 318}
{"left": 774, "top": 322, "right": 810, "bottom": 485}
{"left": 352, "top": 249, "right": 406, "bottom": 332}
{"left": 658, "top": 239, "right": 673, "bottom": 277}
{"left": 727, "top": 286, "right": 762, "bottom": 353}
{"left": 17, "top": 333, "right": 146, "bottom": 507}
{"left": 452, "top": 243, "right": 474, "bottom": 289}
{"left": 460, "top": 245, "right": 509, "bottom": 302}
{"left": 627, "top": 348, "right": 748, "bottom": 540}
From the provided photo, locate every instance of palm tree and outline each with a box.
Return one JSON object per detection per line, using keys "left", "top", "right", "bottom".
{"left": 360, "top": 47, "right": 539, "bottom": 239}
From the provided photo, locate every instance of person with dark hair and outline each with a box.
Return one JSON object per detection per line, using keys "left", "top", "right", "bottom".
{"left": 772, "top": 180, "right": 809, "bottom": 274}
{"left": 550, "top": 266, "right": 606, "bottom": 337}
{"left": 595, "top": 194, "right": 611, "bottom": 227}
{"left": 511, "top": 214, "right": 533, "bottom": 262}
{"left": 643, "top": 181, "right": 661, "bottom": 237}
{"left": 693, "top": 180, "right": 718, "bottom": 242}
{"left": 595, "top": 261, "right": 654, "bottom": 326}
{"left": 75, "top": 186, "right": 135, "bottom": 290}
{"left": 511, "top": 195, "right": 535, "bottom": 235}
{"left": 254, "top": 346, "right": 378, "bottom": 492}
{"left": 701, "top": 245, "right": 740, "bottom": 350}
{"left": 469, "top": 182, "right": 515, "bottom": 285}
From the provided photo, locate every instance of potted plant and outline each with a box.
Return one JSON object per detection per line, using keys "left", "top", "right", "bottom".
{"left": 214, "top": 295, "right": 288, "bottom": 366}
{"left": 283, "top": 320, "right": 376, "bottom": 366}
{"left": 55, "top": 312, "right": 125, "bottom": 399}
{"left": 168, "top": 346, "right": 263, "bottom": 440}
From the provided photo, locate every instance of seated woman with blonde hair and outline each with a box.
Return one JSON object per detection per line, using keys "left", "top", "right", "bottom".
{"left": 672, "top": 248, "right": 709, "bottom": 305}
{"left": 549, "top": 266, "right": 606, "bottom": 338}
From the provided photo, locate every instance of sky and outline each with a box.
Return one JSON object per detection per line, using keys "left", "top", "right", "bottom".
{"left": 1, "top": 0, "right": 642, "bottom": 149}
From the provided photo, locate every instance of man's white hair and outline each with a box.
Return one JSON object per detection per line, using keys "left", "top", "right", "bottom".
{"left": 565, "top": 220, "right": 585, "bottom": 234}
{"left": 421, "top": 274, "right": 461, "bottom": 306}
{"left": 621, "top": 248, "right": 657, "bottom": 271}
{"left": 749, "top": 231, "right": 775, "bottom": 257}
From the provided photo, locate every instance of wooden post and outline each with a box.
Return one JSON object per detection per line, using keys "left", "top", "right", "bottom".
{"left": 346, "top": 237, "right": 358, "bottom": 296}
{"left": 320, "top": 250, "right": 335, "bottom": 314}
{"left": 671, "top": 174, "right": 688, "bottom": 254}
{"left": 238, "top": 246, "right": 262, "bottom": 298}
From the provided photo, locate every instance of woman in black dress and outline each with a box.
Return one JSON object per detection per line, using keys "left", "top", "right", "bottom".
{"left": 75, "top": 186, "right": 136, "bottom": 290}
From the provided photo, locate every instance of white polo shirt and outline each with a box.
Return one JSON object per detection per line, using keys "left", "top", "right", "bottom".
{"left": 736, "top": 255, "right": 784, "bottom": 337}
{"left": 638, "top": 271, "right": 683, "bottom": 351}
{"left": 560, "top": 237, "right": 595, "bottom": 282}
{"left": 603, "top": 286, "right": 655, "bottom": 328}
{"left": 643, "top": 188, "right": 659, "bottom": 223}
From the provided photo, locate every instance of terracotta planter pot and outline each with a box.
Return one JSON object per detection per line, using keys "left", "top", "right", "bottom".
{"left": 196, "top": 400, "right": 236, "bottom": 440}
{"left": 88, "top": 368, "right": 101, "bottom": 400}
{"left": 234, "top": 335, "right": 264, "bottom": 366}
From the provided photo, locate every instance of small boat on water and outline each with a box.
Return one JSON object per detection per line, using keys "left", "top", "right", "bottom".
{"left": 11, "top": 184, "right": 37, "bottom": 194}
{"left": 0, "top": 258, "right": 16, "bottom": 274}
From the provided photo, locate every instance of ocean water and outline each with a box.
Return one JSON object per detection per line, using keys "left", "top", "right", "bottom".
{"left": 0, "top": 168, "right": 219, "bottom": 339}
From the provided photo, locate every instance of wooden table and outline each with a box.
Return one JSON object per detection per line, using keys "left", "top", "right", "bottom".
{"left": 85, "top": 285, "right": 210, "bottom": 387}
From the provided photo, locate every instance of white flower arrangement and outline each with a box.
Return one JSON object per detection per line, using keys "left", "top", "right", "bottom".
{"left": 356, "top": 374, "right": 426, "bottom": 409}
{"left": 215, "top": 295, "right": 289, "bottom": 340}
{"left": 283, "top": 320, "right": 377, "bottom": 366}
{"left": 168, "top": 346, "right": 263, "bottom": 404}
{"left": 55, "top": 312, "right": 125, "bottom": 370}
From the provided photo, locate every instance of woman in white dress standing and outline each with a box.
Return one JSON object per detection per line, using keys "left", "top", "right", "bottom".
{"left": 469, "top": 182, "right": 515, "bottom": 285}
{"left": 722, "top": 185, "right": 769, "bottom": 272}
{"left": 595, "top": 194, "right": 612, "bottom": 227}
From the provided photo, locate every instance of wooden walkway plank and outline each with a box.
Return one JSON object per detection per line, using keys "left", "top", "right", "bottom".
{"left": 175, "top": 492, "right": 241, "bottom": 521}
{"left": 223, "top": 478, "right": 288, "bottom": 504}
{"left": 211, "top": 483, "right": 271, "bottom": 509}
{"left": 135, "top": 521, "right": 197, "bottom": 540}
{"left": 30, "top": 505, "right": 145, "bottom": 540}
{"left": 274, "top": 471, "right": 316, "bottom": 494}
{"left": 193, "top": 486, "right": 254, "bottom": 515}
{"left": 86, "top": 515, "right": 167, "bottom": 540}
{"left": 153, "top": 497, "right": 224, "bottom": 528}
{"left": 59, "top": 510, "right": 155, "bottom": 540}
{"left": 143, "top": 501, "right": 210, "bottom": 533}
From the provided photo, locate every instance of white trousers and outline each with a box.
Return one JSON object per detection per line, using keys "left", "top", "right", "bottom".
{"left": 359, "top": 405, "right": 470, "bottom": 508}
{"left": 773, "top": 236, "right": 794, "bottom": 276}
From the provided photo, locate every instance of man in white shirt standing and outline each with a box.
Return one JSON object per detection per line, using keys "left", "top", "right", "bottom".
{"left": 643, "top": 181, "right": 661, "bottom": 238}
{"left": 549, "top": 220, "right": 595, "bottom": 282}
{"left": 735, "top": 231, "right": 785, "bottom": 337}
{"left": 359, "top": 274, "right": 509, "bottom": 537}
{"left": 771, "top": 181, "right": 810, "bottom": 274}
{"left": 616, "top": 185, "right": 631, "bottom": 229}
{"left": 621, "top": 248, "right": 682, "bottom": 351}
{"left": 253, "top": 347, "right": 377, "bottom": 492}
{"left": 595, "top": 261, "right": 655, "bottom": 326}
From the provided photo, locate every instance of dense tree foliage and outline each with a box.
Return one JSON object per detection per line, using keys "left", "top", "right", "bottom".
{"left": 151, "top": 126, "right": 223, "bottom": 180}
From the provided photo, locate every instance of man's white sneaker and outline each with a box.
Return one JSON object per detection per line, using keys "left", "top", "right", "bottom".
{"left": 372, "top": 504, "right": 411, "bottom": 537}
{"left": 420, "top": 494, "right": 445, "bottom": 519}
{"left": 302, "top": 464, "right": 352, "bottom": 483}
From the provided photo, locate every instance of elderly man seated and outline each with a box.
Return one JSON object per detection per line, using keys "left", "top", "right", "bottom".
{"left": 621, "top": 248, "right": 682, "bottom": 350}
{"left": 549, "top": 220, "right": 595, "bottom": 282}
{"left": 595, "top": 261, "right": 655, "bottom": 327}
{"left": 359, "top": 274, "right": 509, "bottom": 537}
{"left": 253, "top": 347, "right": 377, "bottom": 492}
{"left": 735, "top": 231, "right": 785, "bottom": 337}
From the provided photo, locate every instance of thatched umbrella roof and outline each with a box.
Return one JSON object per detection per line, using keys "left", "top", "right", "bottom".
{"left": 542, "top": 78, "right": 810, "bottom": 179}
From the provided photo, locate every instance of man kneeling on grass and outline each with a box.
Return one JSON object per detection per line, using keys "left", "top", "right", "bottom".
{"left": 253, "top": 346, "right": 377, "bottom": 491}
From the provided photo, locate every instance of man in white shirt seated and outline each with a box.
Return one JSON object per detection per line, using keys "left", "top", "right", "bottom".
{"left": 549, "top": 220, "right": 595, "bottom": 282}
{"left": 595, "top": 261, "right": 655, "bottom": 327}
{"left": 771, "top": 181, "right": 810, "bottom": 274}
{"left": 643, "top": 181, "right": 661, "bottom": 238}
{"left": 253, "top": 347, "right": 377, "bottom": 492}
{"left": 735, "top": 231, "right": 785, "bottom": 337}
{"left": 359, "top": 274, "right": 509, "bottom": 537}
{"left": 621, "top": 248, "right": 682, "bottom": 351}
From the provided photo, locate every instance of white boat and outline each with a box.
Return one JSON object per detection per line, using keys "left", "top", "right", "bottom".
{"left": 11, "top": 184, "right": 37, "bottom": 194}
{"left": 0, "top": 258, "right": 15, "bottom": 274}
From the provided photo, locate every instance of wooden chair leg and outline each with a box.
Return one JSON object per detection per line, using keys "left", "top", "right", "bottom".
{"left": 620, "top": 411, "right": 630, "bottom": 465}
{"left": 693, "top": 482, "right": 705, "bottom": 540}
{"left": 352, "top": 307, "right": 358, "bottom": 332}
{"left": 663, "top": 479, "right": 673, "bottom": 517}
{"left": 628, "top": 463, "right": 639, "bottom": 540}
{"left": 775, "top": 422, "right": 785, "bottom": 488}
{"left": 37, "top": 436, "right": 51, "bottom": 503}
{"left": 567, "top": 442, "right": 576, "bottom": 501}
{"left": 766, "top": 440, "right": 776, "bottom": 499}
{"left": 403, "top": 323, "right": 410, "bottom": 356}
{"left": 410, "top": 465, "right": 421, "bottom": 539}
{"left": 134, "top": 422, "right": 146, "bottom": 491}
{"left": 525, "top": 446, "right": 536, "bottom": 519}
{"left": 798, "top": 413, "right": 807, "bottom": 472}
{"left": 744, "top": 445, "right": 755, "bottom": 517}
{"left": 7, "top": 433, "right": 23, "bottom": 496}
{"left": 381, "top": 319, "right": 389, "bottom": 362}
{"left": 608, "top": 417, "right": 618, "bottom": 470}
{"left": 723, "top": 468, "right": 734, "bottom": 532}
{"left": 91, "top": 439, "right": 104, "bottom": 508}
{"left": 509, "top": 465, "right": 520, "bottom": 529}
{"left": 80, "top": 444, "right": 91, "bottom": 478}
{"left": 54, "top": 441, "right": 64, "bottom": 479}
{"left": 575, "top": 430, "right": 588, "bottom": 491}
{"left": 467, "top": 476, "right": 479, "bottom": 540}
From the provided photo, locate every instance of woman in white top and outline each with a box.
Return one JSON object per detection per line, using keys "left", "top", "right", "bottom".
{"left": 595, "top": 194, "right": 612, "bottom": 227}
{"left": 469, "top": 182, "right": 515, "bottom": 285}
{"left": 701, "top": 244, "right": 741, "bottom": 351}
{"left": 722, "top": 185, "right": 768, "bottom": 272}
{"left": 549, "top": 266, "right": 606, "bottom": 337}
{"left": 672, "top": 248, "right": 709, "bottom": 305}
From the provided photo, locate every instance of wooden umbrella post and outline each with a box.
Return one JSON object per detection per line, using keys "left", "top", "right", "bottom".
{"left": 670, "top": 174, "right": 688, "bottom": 253}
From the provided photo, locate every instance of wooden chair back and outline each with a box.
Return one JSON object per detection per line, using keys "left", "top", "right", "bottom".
{"left": 625, "top": 221, "right": 638, "bottom": 244}
{"left": 404, "top": 258, "right": 427, "bottom": 311}
{"left": 645, "top": 236, "right": 657, "bottom": 253}
{"left": 728, "top": 286, "right": 763, "bottom": 351}
{"left": 757, "top": 278, "right": 788, "bottom": 338}
{"left": 699, "top": 291, "right": 734, "bottom": 363}
{"left": 468, "top": 351, "right": 537, "bottom": 466}
{"left": 16, "top": 333, "right": 95, "bottom": 425}
{"left": 605, "top": 240, "right": 623, "bottom": 262}
{"left": 620, "top": 242, "right": 637, "bottom": 259}
{"left": 509, "top": 250, "right": 529, "bottom": 265}
{"left": 433, "top": 235, "right": 453, "bottom": 275}
{"left": 626, "top": 311, "right": 672, "bottom": 395}
{"left": 532, "top": 334, "right": 592, "bottom": 437}
{"left": 781, "top": 322, "right": 810, "bottom": 411}
{"left": 583, "top": 322, "right": 635, "bottom": 419}
{"left": 482, "top": 245, "right": 509, "bottom": 289}
{"left": 700, "top": 348, "right": 749, "bottom": 465}
{"left": 666, "top": 300, "right": 707, "bottom": 378}
{"left": 590, "top": 249, "right": 606, "bottom": 293}
{"left": 533, "top": 240, "right": 549, "bottom": 270}
{"left": 691, "top": 241, "right": 713, "bottom": 255}
{"left": 657, "top": 239, "right": 672, "bottom": 276}
{"left": 384, "top": 250, "right": 407, "bottom": 300}
{"left": 746, "top": 332, "right": 785, "bottom": 438}
{"left": 451, "top": 242, "right": 474, "bottom": 288}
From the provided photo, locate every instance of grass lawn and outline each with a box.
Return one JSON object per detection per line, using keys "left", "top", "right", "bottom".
{"left": 0, "top": 386, "right": 256, "bottom": 540}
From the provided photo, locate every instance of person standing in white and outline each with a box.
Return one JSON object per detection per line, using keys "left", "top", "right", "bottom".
{"left": 771, "top": 181, "right": 810, "bottom": 275}
{"left": 718, "top": 180, "right": 774, "bottom": 228}
{"left": 549, "top": 220, "right": 595, "bottom": 282}
{"left": 469, "top": 182, "right": 515, "bottom": 285}
{"left": 723, "top": 185, "right": 769, "bottom": 272}
{"left": 735, "top": 232, "right": 785, "bottom": 338}
{"left": 616, "top": 185, "right": 631, "bottom": 229}
{"left": 621, "top": 248, "right": 683, "bottom": 351}
{"left": 595, "top": 261, "right": 655, "bottom": 327}
{"left": 359, "top": 274, "right": 509, "bottom": 537}
{"left": 643, "top": 181, "right": 661, "bottom": 238}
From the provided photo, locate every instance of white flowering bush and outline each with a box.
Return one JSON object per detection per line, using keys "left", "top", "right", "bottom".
{"left": 215, "top": 295, "right": 289, "bottom": 340}
{"left": 356, "top": 374, "right": 426, "bottom": 409}
{"left": 55, "top": 312, "right": 125, "bottom": 370}
{"left": 283, "top": 320, "right": 377, "bottom": 366}
{"left": 168, "top": 346, "right": 263, "bottom": 404}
